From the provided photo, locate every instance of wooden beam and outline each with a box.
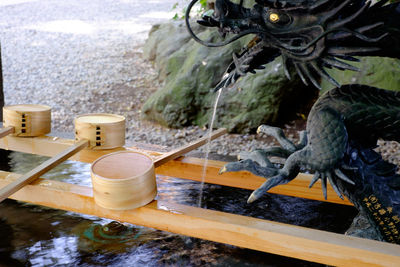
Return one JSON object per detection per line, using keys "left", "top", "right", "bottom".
{"left": 0, "top": 139, "right": 89, "bottom": 202}
{"left": 156, "top": 157, "right": 352, "bottom": 206}
{"left": 0, "top": 135, "right": 352, "bottom": 205}
{"left": 0, "top": 171, "right": 398, "bottom": 266}
{"left": 0, "top": 135, "right": 128, "bottom": 162}
{"left": 0, "top": 126, "right": 14, "bottom": 139}
{"left": 154, "top": 128, "right": 227, "bottom": 167}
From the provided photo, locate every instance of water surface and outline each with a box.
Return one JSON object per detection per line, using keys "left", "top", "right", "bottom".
{"left": 0, "top": 151, "right": 357, "bottom": 266}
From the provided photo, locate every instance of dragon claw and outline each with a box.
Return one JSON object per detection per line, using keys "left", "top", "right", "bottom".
{"left": 327, "top": 172, "right": 344, "bottom": 200}
{"left": 256, "top": 125, "right": 263, "bottom": 135}
{"left": 309, "top": 171, "right": 320, "bottom": 188}
{"left": 219, "top": 159, "right": 279, "bottom": 178}
{"left": 334, "top": 168, "right": 355, "bottom": 185}
{"left": 309, "top": 169, "right": 353, "bottom": 200}
{"left": 308, "top": 171, "right": 328, "bottom": 199}
{"left": 321, "top": 175, "right": 328, "bottom": 200}
{"left": 219, "top": 166, "right": 227, "bottom": 175}
{"left": 247, "top": 191, "right": 259, "bottom": 204}
{"left": 247, "top": 173, "right": 292, "bottom": 203}
{"left": 257, "top": 125, "right": 297, "bottom": 152}
{"left": 238, "top": 150, "right": 274, "bottom": 168}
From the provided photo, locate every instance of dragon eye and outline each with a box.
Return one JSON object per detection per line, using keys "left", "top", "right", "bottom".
{"left": 269, "top": 13, "right": 280, "bottom": 23}
{"left": 267, "top": 12, "right": 291, "bottom": 26}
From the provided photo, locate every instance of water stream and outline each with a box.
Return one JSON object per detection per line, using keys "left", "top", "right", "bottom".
{"left": 197, "top": 89, "right": 223, "bottom": 207}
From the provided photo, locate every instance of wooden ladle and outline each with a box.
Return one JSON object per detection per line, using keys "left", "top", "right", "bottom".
{"left": 1, "top": 104, "right": 51, "bottom": 138}
{"left": 90, "top": 128, "right": 227, "bottom": 210}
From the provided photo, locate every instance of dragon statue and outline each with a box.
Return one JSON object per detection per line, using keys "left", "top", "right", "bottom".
{"left": 185, "top": 0, "right": 400, "bottom": 243}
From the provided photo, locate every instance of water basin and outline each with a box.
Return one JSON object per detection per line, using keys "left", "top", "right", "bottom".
{"left": 0, "top": 150, "right": 357, "bottom": 266}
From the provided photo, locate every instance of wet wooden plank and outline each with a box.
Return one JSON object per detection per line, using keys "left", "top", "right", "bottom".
{"left": 0, "top": 171, "right": 398, "bottom": 267}
{"left": 0, "top": 135, "right": 352, "bottom": 205}
{"left": 0, "top": 135, "right": 127, "bottom": 162}
{"left": 0, "top": 126, "right": 14, "bottom": 139}
{"left": 156, "top": 157, "right": 352, "bottom": 205}
{"left": 0, "top": 139, "right": 88, "bottom": 202}
{"left": 154, "top": 128, "right": 227, "bottom": 167}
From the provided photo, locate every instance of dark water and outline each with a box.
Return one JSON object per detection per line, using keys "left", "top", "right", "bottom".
{"left": 0, "top": 151, "right": 358, "bottom": 266}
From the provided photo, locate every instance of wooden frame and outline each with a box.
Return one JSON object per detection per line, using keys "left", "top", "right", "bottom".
{"left": 0, "top": 134, "right": 399, "bottom": 266}
{"left": 0, "top": 139, "right": 88, "bottom": 202}
{"left": 0, "top": 135, "right": 351, "bottom": 205}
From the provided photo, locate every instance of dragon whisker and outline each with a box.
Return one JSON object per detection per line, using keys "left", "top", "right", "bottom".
{"left": 309, "top": 0, "right": 330, "bottom": 12}
{"left": 299, "top": 63, "right": 321, "bottom": 90}
{"left": 321, "top": 57, "right": 359, "bottom": 71}
{"left": 357, "top": 22, "right": 385, "bottom": 34}
{"left": 310, "top": 61, "right": 340, "bottom": 88}
{"left": 271, "top": 27, "right": 374, "bottom": 53}
{"left": 282, "top": 54, "right": 292, "bottom": 80}
{"left": 294, "top": 63, "right": 309, "bottom": 86}
{"left": 328, "top": 46, "right": 381, "bottom": 56}
{"left": 321, "top": 0, "right": 352, "bottom": 23}
{"left": 328, "top": 1, "right": 370, "bottom": 29}
{"left": 333, "top": 55, "right": 360, "bottom": 62}
{"left": 328, "top": 22, "right": 384, "bottom": 41}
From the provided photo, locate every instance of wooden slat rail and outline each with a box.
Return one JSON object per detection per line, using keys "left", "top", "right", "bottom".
{"left": 0, "top": 135, "right": 129, "bottom": 162}
{"left": 154, "top": 128, "right": 227, "bottom": 167}
{"left": 0, "top": 171, "right": 398, "bottom": 266}
{"left": 0, "top": 135, "right": 351, "bottom": 205}
{"left": 0, "top": 126, "right": 14, "bottom": 139}
{"left": 0, "top": 139, "right": 88, "bottom": 202}
{"left": 157, "top": 157, "right": 351, "bottom": 206}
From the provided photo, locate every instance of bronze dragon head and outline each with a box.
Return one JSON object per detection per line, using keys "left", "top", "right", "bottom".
{"left": 186, "top": 0, "right": 400, "bottom": 89}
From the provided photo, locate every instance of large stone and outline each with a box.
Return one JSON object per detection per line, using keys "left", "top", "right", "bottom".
{"left": 142, "top": 21, "right": 316, "bottom": 133}
{"left": 143, "top": 22, "right": 199, "bottom": 82}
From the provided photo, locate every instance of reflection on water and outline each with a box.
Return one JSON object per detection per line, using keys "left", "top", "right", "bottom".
{"left": 9, "top": 151, "right": 92, "bottom": 187}
{"left": 0, "top": 151, "right": 358, "bottom": 266}
{"left": 28, "top": 237, "right": 79, "bottom": 266}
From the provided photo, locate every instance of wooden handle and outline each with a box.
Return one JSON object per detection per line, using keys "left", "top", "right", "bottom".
{"left": 154, "top": 128, "right": 227, "bottom": 168}
{"left": 0, "top": 139, "right": 89, "bottom": 202}
{"left": 0, "top": 126, "right": 14, "bottom": 139}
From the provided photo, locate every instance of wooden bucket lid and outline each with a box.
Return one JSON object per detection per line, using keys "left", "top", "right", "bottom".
{"left": 91, "top": 151, "right": 154, "bottom": 181}
{"left": 75, "top": 113, "right": 125, "bottom": 125}
{"left": 74, "top": 113, "right": 125, "bottom": 149}
{"left": 4, "top": 104, "right": 51, "bottom": 112}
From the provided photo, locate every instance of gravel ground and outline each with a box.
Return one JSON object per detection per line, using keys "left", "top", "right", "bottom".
{"left": 1, "top": 0, "right": 399, "bottom": 164}
{"left": 0, "top": 0, "right": 292, "bottom": 157}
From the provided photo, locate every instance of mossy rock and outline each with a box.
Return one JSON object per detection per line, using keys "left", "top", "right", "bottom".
{"left": 142, "top": 22, "right": 317, "bottom": 133}
{"left": 321, "top": 57, "right": 400, "bottom": 94}
{"left": 195, "top": 57, "right": 314, "bottom": 133}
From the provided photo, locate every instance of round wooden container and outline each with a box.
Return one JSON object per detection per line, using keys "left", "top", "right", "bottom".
{"left": 75, "top": 113, "right": 125, "bottom": 150}
{"left": 3, "top": 104, "right": 51, "bottom": 137}
{"left": 91, "top": 151, "right": 157, "bottom": 210}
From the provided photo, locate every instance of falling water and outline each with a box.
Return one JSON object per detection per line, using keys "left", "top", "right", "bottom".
{"left": 196, "top": 64, "right": 282, "bottom": 207}
{"left": 197, "top": 89, "right": 223, "bottom": 207}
